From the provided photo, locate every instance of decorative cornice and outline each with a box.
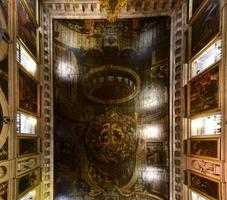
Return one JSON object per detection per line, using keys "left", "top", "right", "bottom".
{"left": 42, "top": 0, "right": 180, "bottom": 18}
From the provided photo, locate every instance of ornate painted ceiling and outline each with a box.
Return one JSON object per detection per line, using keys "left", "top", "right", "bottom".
{"left": 44, "top": 1, "right": 175, "bottom": 199}
{"left": 53, "top": 16, "right": 170, "bottom": 200}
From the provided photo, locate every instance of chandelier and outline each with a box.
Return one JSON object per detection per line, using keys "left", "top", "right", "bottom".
{"left": 101, "top": 0, "right": 128, "bottom": 22}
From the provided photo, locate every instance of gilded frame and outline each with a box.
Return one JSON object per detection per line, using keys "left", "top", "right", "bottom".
{"left": 17, "top": 0, "right": 38, "bottom": 60}
{"left": 188, "top": 137, "right": 221, "bottom": 160}
{"left": 188, "top": 63, "right": 220, "bottom": 117}
{"left": 17, "top": 137, "right": 39, "bottom": 157}
{"left": 20, "top": 0, "right": 38, "bottom": 27}
{"left": 188, "top": 170, "right": 221, "bottom": 200}
{"left": 145, "top": 141, "right": 167, "bottom": 168}
{"left": 17, "top": 66, "right": 40, "bottom": 117}
{"left": 188, "top": 0, "right": 209, "bottom": 20}
{"left": 192, "top": 0, "right": 207, "bottom": 14}
{"left": 189, "top": 0, "right": 220, "bottom": 59}
{"left": 18, "top": 185, "right": 41, "bottom": 200}
{"left": 16, "top": 168, "right": 41, "bottom": 198}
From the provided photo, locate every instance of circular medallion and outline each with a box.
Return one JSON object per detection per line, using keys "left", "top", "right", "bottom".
{"left": 82, "top": 65, "right": 141, "bottom": 104}
{"left": 0, "top": 4, "right": 8, "bottom": 62}
{"left": 84, "top": 111, "right": 138, "bottom": 188}
{"left": 0, "top": 88, "right": 9, "bottom": 149}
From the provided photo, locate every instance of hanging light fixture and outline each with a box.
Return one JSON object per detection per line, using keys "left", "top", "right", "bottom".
{"left": 101, "top": 0, "right": 127, "bottom": 22}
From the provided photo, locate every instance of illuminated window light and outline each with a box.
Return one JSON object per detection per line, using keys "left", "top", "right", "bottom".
{"left": 17, "top": 113, "right": 37, "bottom": 135}
{"left": 142, "top": 125, "right": 161, "bottom": 139}
{"left": 55, "top": 196, "right": 75, "bottom": 200}
{"left": 143, "top": 97, "right": 160, "bottom": 109}
{"left": 56, "top": 51, "right": 78, "bottom": 81}
{"left": 191, "top": 39, "right": 222, "bottom": 79}
{"left": 20, "top": 190, "right": 36, "bottom": 200}
{"left": 56, "top": 60, "right": 78, "bottom": 80}
{"left": 191, "top": 191, "right": 207, "bottom": 200}
{"left": 16, "top": 43, "right": 37, "bottom": 76}
{"left": 56, "top": 61, "right": 74, "bottom": 80}
{"left": 142, "top": 167, "right": 166, "bottom": 182}
{"left": 141, "top": 87, "right": 165, "bottom": 110}
{"left": 191, "top": 114, "right": 221, "bottom": 136}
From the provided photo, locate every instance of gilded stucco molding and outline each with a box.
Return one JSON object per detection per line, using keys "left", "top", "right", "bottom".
{"left": 0, "top": 161, "right": 9, "bottom": 184}
{"left": 188, "top": 158, "right": 221, "bottom": 180}
{"left": 0, "top": 182, "right": 7, "bottom": 198}
{"left": 17, "top": 155, "right": 40, "bottom": 176}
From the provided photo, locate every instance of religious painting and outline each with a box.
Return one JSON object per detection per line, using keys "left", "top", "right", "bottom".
{"left": 0, "top": 57, "right": 8, "bottom": 102}
{"left": 0, "top": 0, "right": 7, "bottom": 20}
{"left": 17, "top": 168, "right": 40, "bottom": 196}
{"left": 189, "top": 171, "right": 220, "bottom": 199}
{"left": 192, "top": 0, "right": 205, "bottom": 14}
{"left": 17, "top": 0, "right": 37, "bottom": 59}
{"left": 18, "top": 138, "right": 38, "bottom": 156}
{"left": 146, "top": 142, "right": 167, "bottom": 167}
{"left": 0, "top": 1, "right": 8, "bottom": 62}
{"left": 21, "top": 0, "right": 37, "bottom": 25}
{"left": 189, "top": 137, "right": 220, "bottom": 160}
{"left": 0, "top": 0, "right": 9, "bottom": 102}
{"left": 189, "top": 64, "right": 219, "bottom": 116}
{"left": 53, "top": 17, "right": 170, "bottom": 200}
{"left": 191, "top": 0, "right": 220, "bottom": 57}
{"left": 18, "top": 68, "right": 38, "bottom": 115}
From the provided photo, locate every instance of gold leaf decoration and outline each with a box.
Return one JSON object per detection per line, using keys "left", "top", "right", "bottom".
{"left": 101, "top": 0, "right": 127, "bottom": 22}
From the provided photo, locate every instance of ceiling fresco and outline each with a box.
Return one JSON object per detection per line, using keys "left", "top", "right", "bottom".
{"left": 53, "top": 17, "right": 170, "bottom": 200}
